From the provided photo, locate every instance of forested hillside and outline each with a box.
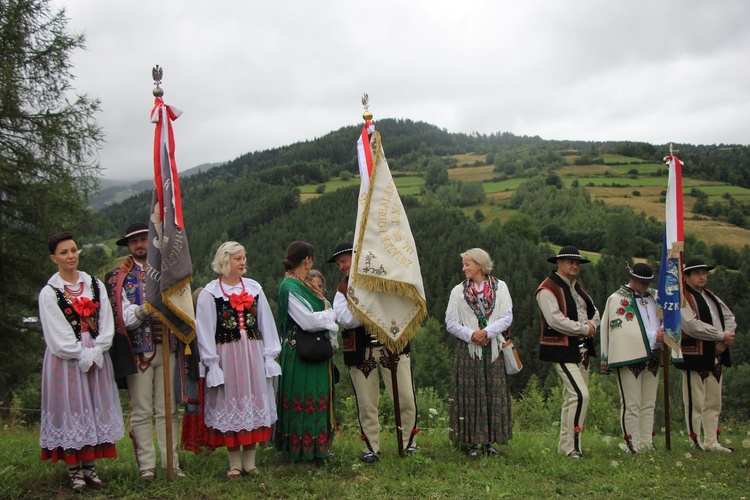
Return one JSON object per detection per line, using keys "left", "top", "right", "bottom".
{"left": 13, "top": 119, "right": 750, "bottom": 424}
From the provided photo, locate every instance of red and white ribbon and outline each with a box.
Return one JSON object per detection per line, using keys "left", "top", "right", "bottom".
{"left": 356, "top": 120, "right": 375, "bottom": 191}
{"left": 151, "top": 97, "right": 185, "bottom": 228}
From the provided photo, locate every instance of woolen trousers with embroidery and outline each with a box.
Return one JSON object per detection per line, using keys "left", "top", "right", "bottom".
{"left": 615, "top": 366, "right": 659, "bottom": 451}
{"left": 553, "top": 362, "right": 589, "bottom": 456}
{"left": 348, "top": 346, "right": 417, "bottom": 453}
{"left": 126, "top": 344, "right": 180, "bottom": 471}
{"left": 682, "top": 368, "right": 722, "bottom": 449}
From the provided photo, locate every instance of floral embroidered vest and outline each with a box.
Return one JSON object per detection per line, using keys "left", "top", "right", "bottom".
{"left": 214, "top": 295, "right": 261, "bottom": 344}
{"left": 49, "top": 276, "right": 100, "bottom": 340}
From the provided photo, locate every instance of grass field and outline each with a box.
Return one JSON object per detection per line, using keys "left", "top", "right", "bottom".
{"left": 2, "top": 421, "right": 748, "bottom": 499}
{"left": 601, "top": 154, "right": 646, "bottom": 165}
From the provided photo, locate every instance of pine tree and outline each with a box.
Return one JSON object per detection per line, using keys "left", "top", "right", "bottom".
{"left": 0, "top": 0, "right": 103, "bottom": 408}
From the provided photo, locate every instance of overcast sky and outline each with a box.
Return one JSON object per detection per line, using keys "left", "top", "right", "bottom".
{"left": 53, "top": 0, "right": 750, "bottom": 181}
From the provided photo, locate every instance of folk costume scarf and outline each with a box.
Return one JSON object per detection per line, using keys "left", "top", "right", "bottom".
{"left": 461, "top": 276, "right": 503, "bottom": 362}
{"left": 277, "top": 277, "right": 329, "bottom": 340}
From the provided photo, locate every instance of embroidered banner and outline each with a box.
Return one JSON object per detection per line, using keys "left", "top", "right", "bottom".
{"left": 145, "top": 97, "right": 196, "bottom": 349}
{"left": 347, "top": 125, "right": 427, "bottom": 353}
{"left": 657, "top": 154, "right": 684, "bottom": 353}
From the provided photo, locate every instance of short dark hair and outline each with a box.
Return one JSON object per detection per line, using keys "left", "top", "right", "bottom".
{"left": 48, "top": 231, "right": 76, "bottom": 254}
{"left": 283, "top": 241, "right": 314, "bottom": 270}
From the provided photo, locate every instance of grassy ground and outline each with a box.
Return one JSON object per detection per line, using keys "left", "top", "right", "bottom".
{"left": 2, "top": 423, "right": 748, "bottom": 499}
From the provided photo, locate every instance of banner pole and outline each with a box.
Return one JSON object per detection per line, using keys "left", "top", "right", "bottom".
{"left": 663, "top": 346, "right": 671, "bottom": 451}
{"left": 389, "top": 352, "right": 405, "bottom": 457}
{"left": 152, "top": 65, "right": 174, "bottom": 480}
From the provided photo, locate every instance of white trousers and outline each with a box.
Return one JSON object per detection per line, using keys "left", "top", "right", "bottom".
{"left": 348, "top": 346, "right": 417, "bottom": 453}
{"left": 126, "top": 344, "right": 180, "bottom": 471}
{"left": 554, "top": 362, "right": 589, "bottom": 455}
{"left": 615, "top": 365, "right": 659, "bottom": 452}
{"left": 682, "top": 369, "right": 722, "bottom": 449}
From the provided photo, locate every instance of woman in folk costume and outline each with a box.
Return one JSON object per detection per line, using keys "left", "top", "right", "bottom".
{"left": 275, "top": 241, "right": 338, "bottom": 461}
{"left": 445, "top": 248, "right": 514, "bottom": 457}
{"left": 37, "top": 232, "right": 125, "bottom": 492}
{"left": 195, "top": 241, "right": 281, "bottom": 478}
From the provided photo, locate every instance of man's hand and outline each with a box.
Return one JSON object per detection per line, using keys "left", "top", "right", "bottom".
{"left": 723, "top": 332, "right": 735, "bottom": 347}
{"left": 715, "top": 342, "right": 727, "bottom": 355}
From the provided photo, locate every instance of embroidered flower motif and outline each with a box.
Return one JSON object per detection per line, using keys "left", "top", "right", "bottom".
{"left": 574, "top": 426, "right": 582, "bottom": 434}
{"left": 625, "top": 312, "right": 634, "bottom": 320}
{"left": 618, "top": 307, "right": 626, "bottom": 315}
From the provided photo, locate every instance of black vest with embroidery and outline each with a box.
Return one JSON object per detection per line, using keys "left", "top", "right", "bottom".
{"left": 49, "top": 277, "right": 101, "bottom": 341}
{"left": 213, "top": 295, "right": 261, "bottom": 344}
{"left": 679, "top": 285, "right": 731, "bottom": 371}
{"left": 536, "top": 272, "right": 596, "bottom": 363}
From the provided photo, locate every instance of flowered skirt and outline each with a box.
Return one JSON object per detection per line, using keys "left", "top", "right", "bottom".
{"left": 275, "top": 344, "right": 334, "bottom": 461}
{"left": 39, "top": 333, "right": 125, "bottom": 465}
{"left": 203, "top": 336, "right": 276, "bottom": 448}
{"left": 449, "top": 342, "right": 512, "bottom": 447}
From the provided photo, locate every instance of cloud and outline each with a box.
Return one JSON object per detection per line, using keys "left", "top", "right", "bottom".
{"left": 53, "top": 0, "right": 750, "bottom": 180}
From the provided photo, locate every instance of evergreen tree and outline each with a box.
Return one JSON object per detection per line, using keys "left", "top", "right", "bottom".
{"left": 0, "top": 0, "right": 103, "bottom": 406}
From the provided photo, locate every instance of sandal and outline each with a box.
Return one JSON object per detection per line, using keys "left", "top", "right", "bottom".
{"left": 226, "top": 467, "right": 243, "bottom": 480}
{"left": 140, "top": 468, "right": 156, "bottom": 481}
{"left": 81, "top": 466, "right": 107, "bottom": 489}
{"left": 68, "top": 467, "right": 86, "bottom": 492}
{"left": 173, "top": 466, "right": 187, "bottom": 478}
{"left": 243, "top": 468, "right": 259, "bottom": 476}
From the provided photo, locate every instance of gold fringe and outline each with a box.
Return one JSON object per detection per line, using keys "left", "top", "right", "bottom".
{"left": 663, "top": 336, "right": 680, "bottom": 353}
{"left": 144, "top": 276, "right": 196, "bottom": 347}
{"left": 349, "top": 300, "right": 428, "bottom": 354}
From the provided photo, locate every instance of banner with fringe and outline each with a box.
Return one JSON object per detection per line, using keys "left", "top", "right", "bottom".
{"left": 347, "top": 124, "right": 427, "bottom": 353}
{"left": 657, "top": 154, "right": 684, "bottom": 353}
{"left": 145, "top": 97, "right": 196, "bottom": 350}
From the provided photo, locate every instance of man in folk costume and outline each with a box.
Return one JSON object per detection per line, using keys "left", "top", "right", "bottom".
{"left": 535, "top": 246, "right": 600, "bottom": 459}
{"left": 330, "top": 242, "right": 419, "bottom": 464}
{"left": 678, "top": 258, "right": 736, "bottom": 452}
{"left": 600, "top": 263, "right": 663, "bottom": 453}
{"left": 105, "top": 222, "right": 185, "bottom": 480}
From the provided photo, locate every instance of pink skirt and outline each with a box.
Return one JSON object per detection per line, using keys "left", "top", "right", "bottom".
{"left": 203, "top": 334, "right": 276, "bottom": 443}
{"left": 39, "top": 331, "right": 125, "bottom": 462}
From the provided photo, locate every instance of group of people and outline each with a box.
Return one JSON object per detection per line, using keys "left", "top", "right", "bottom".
{"left": 38, "top": 226, "right": 737, "bottom": 491}
{"left": 538, "top": 246, "right": 736, "bottom": 459}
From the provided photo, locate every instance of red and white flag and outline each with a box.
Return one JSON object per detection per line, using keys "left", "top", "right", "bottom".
{"left": 657, "top": 153, "right": 684, "bottom": 352}
{"left": 145, "top": 97, "right": 196, "bottom": 350}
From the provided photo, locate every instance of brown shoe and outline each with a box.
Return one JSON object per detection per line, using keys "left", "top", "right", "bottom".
{"left": 140, "top": 468, "right": 156, "bottom": 481}
{"left": 68, "top": 467, "right": 85, "bottom": 492}
{"left": 82, "top": 466, "right": 107, "bottom": 489}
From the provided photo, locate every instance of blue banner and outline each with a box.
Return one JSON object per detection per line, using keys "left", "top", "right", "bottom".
{"left": 657, "top": 229, "right": 681, "bottom": 351}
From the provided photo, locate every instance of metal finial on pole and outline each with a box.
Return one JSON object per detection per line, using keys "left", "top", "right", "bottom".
{"left": 152, "top": 65, "right": 164, "bottom": 97}
{"left": 362, "top": 93, "right": 373, "bottom": 122}
{"left": 669, "top": 142, "right": 674, "bottom": 156}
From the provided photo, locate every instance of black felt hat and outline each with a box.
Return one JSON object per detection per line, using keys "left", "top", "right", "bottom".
{"left": 116, "top": 222, "right": 149, "bottom": 247}
{"left": 327, "top": 242, "right": 353, "bottom": 263}
{"left": 683, "top": 258, "right": 715, "bottom": 274}
{"left": 624, "top": 262, "right": 657, "bottom": 283}
{"left": 547, "top": 245, "right": 591, "bottom": 264}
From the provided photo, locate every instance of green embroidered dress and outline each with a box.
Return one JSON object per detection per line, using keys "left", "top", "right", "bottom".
{"left": 275, "top": 277, "right": 337, "bottom": 460}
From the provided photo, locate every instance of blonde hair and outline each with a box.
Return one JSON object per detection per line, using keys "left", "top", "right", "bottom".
{"left": 212, "top": 241, "right": 246, "bottom": 276}
{"left": 460, "top": 248, "right": 493, "bottom": 275}
{"left": 308, "top": 269, "right": 326, "bottom": 294}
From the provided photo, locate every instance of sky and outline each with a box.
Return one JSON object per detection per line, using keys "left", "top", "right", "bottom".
{"left": 53, "top": 0, "right": 750, "bottom": 181}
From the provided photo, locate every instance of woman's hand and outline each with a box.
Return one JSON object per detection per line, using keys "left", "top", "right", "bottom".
{"left": 471, "top": 330, "right": 489, "bottom": 346}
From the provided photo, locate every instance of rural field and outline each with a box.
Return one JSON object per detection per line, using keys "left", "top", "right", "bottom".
{"left": 299, "top": 153, "right": 750, "bottom": 250}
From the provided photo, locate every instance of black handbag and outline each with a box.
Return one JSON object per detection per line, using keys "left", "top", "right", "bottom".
{"left": 295, "top": 327, "right": 334, "bottom": 363}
